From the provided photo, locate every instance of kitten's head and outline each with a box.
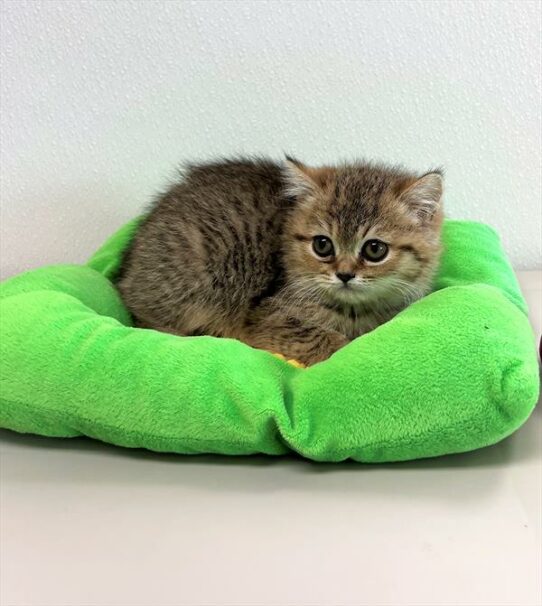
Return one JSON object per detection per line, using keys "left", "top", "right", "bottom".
{"left": 282, "top": 158, "right": 444, "bottom": 309}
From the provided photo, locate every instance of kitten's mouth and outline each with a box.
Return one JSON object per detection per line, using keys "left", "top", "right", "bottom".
{"left": 331, "top": 282, "right": 368, "bottom": 301}
{"left": 335, "top": 280, "right": 365, "bottom": 291}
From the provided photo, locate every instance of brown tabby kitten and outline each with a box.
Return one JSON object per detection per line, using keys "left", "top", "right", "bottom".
{"left": 117, "top": 157, "right": 444, "bottom": 365}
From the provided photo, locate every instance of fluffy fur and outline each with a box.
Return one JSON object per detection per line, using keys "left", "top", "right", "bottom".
{"left": 117, "top": 157, "right": 444, "bottom": 365}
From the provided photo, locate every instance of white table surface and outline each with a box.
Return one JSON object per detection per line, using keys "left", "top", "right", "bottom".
{"left": 1, "top": 271, "right": 541, "bottom": 606}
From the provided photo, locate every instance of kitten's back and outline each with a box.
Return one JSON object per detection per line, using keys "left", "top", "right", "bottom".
{"left": 117, "top": 158, "right": 288, "bottom": 335}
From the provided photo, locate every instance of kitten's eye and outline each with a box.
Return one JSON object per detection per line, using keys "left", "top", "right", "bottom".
{"left": 312, "top": 235, "right": 335, "bottom": 257}
{"left": 361, "top": 239, "right": 389, "bottom": 262}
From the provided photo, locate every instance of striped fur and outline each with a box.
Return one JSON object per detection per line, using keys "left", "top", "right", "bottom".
{"left": 117, "top": 157, "right": 443, "bottom": 365}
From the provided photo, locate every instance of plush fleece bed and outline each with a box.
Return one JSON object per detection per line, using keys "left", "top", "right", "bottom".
{"left": 0, "top": 219, "right": 538, "bottom": 462}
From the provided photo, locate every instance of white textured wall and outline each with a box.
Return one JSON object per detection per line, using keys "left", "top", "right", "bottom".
{"left": 1, "top": 0, "right": 541, "bottom": 276}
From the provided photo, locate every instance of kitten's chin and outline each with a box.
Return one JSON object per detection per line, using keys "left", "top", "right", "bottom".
{"left": 329, "top": 284, "right": 370, "bottom": 304}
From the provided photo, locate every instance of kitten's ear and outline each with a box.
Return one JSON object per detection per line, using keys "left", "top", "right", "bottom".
{"left": 283, "top": 156, "right": 331, "bottom": 198}
{"left": 398, "top": 172, "right": 443, "bottom": 224}
{"left": 283, "top": 157, "right": 318, "bottom": 198}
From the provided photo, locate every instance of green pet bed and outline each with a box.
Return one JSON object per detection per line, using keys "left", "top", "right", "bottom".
{"left": 0, "top": 219, "right": 539, "bottom": 462}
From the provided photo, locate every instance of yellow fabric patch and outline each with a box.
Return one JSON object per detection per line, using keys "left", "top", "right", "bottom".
{"left": 272, "top": 353, "right": 306, "bottom": 369}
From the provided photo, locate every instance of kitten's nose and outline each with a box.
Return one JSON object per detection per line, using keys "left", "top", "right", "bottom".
{"left": 336, "top": 272, "right": 355, "bottom": 284}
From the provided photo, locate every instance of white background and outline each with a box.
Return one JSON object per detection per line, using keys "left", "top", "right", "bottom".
{"left": 1, "top": 0, "right": 541, "bottom": 276}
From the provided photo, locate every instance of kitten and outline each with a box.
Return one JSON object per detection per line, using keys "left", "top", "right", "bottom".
{"left": 117, "top": 157, "right": 444, "bottom": 365}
